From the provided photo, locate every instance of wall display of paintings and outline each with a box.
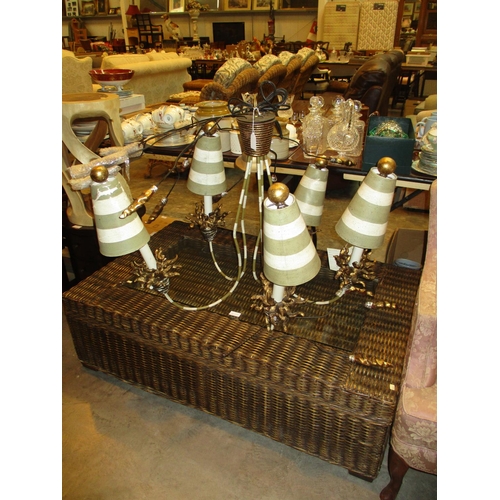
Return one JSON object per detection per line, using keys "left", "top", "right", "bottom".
{"left": 253, "top": 0, "right": 270, "bottom": 10}
{"left": 223, "top": 0, "right": 251, "bottom": 11}
{"left": 81, "top": 0, "right": 96, "bottom": 15}
{"left": 140, "top": 0, "right": 168, "bottom": 12}
{"left": 95, "top": 0, "right": 108, "bottom": 15}
{"left": 169, "top": 0, "right": 184, "bottom": 11}
{"left": 66, "top": 0, "right": 79, "bottom": 16}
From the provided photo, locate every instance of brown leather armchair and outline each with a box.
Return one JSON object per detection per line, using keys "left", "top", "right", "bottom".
{"left": 329, "top": 50, "right": 405, "bottom": 115}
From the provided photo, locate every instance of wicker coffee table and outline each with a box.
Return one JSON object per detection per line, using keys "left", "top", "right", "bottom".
{"left": 63, "top": 221, "right": 421, "bottom": 481}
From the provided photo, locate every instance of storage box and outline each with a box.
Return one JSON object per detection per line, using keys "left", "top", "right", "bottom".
{"left": 362, "top": 116, "right": 415, "bottom": 176}
{"left": 386, "top": 228, "right": 428, "bottom": 265}
{"left": 119, "top": 94, "right": 145, "bottom": 115}
{"left": 405, "top": 52, "right": 432, "bottom": 66}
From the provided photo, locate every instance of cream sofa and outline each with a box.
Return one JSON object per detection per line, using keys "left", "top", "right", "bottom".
{"left": 62, "top": 50, "right": 99, "bottom": 94}
{"left": 100, "top": 51, "right": 192, "bottom": 105}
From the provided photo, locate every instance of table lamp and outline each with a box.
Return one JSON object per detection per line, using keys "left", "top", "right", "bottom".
{"left": 90, "top": 166, "right": 157, "bottom": 270}
{"left": 126, "top": 4, "right": 141, "bottom": 28}
{"left": 294, "top": 159, "right": 329, "bottom": 228}
{"left": 334, "top": 157, "right": 397, "bottom": 290}
{"left": 186, "top": 123, "right": 228, "bottom": 240}
{"left": 259, "top": 182, "right": 321, "bottom": 330}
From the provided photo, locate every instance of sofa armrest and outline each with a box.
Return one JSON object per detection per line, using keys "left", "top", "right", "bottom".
{"left": 405, "top": 180, "right": 437, "bottom": 389}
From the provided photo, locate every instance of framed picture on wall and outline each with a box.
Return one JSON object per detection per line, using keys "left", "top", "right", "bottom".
{"left": 223, "top": 0, "right": 251, "bottom": 11}
{"left": 95, "top": 0, "right": 108, "bottom": 14}
{"left": 252, "top": 0, "right": 270, "bottom": 10}
{"left": 81, "top": 0, "right": 96, "bottom": 15}
{"left": 169, "top": 0, "right": 184, "bottom": 12}
{"left": 66, "top": 0, "right": 79, "bottom": 16}
{"left": 403, "top": 2, "right": 414, "bottom": 15}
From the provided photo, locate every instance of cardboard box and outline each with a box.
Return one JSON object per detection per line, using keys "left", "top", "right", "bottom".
{"left": 385, "top": 228, "right": 428, "bottom": 265}
{"left": 362, "top": 116, "right": 415, "bottom": 176}
{"left": 119, "top": 94, "right": 145, "bottom": 115}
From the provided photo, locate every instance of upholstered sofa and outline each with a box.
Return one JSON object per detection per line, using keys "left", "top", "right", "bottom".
{"left": 100, "top": 52, "right": 192, "bottom": 105}
{"left": 380, "top": 180, "right": 437, "bottom": 500}
{"left": 62, "top": 50, "right": 193, "bottom": 106}
{"left": 328, "top": 50, "right": 405, "bottom": 115}
{"left": 62, "top": 50, "right": 100, "bottom": 94}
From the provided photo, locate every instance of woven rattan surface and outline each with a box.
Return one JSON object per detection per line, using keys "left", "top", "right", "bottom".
{"left": 63, "top": 221, "right": 421, "bottom": 480}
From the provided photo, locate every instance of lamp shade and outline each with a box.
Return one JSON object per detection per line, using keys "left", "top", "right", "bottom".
{"left": 90, "top": 167, "right": 151, "bottom": 257}
{"left": 294, "top": 162, "right": 329, "bottom": 227}
{"left": 187, "top": 134, "right": 227, "bottom": 196}
{"left": 263, "top": 184, "right": 321, "bottom": 287}
{"left": 335, "top": 163, "right": 397, "bottom": 250}
{"left": 126, "top": 4, "right": 141, "bottom": 15}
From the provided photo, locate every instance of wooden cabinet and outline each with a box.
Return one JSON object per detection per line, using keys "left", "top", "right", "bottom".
{"left": 416, "top": 1, "right": 437, "bottom": 46}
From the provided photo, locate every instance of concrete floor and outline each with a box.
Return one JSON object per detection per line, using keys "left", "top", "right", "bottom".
{"left": 63, "top": 152, "right": 436, "bottom": 499}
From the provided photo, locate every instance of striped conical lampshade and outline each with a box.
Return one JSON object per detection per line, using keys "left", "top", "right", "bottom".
{"left": 187, "top": 133, "right": 227, "bottom": 196}
{"left": 90, "top": 168, "right": 151, "bottom": 258}
{"left": 263, "top": 183, "right": 321, "bottom": 287}
{"left": 335, "top": 162, "right": 397, "bottom": 250}
{"left": 294, "top": 162, "right": 329, "bottom": 227}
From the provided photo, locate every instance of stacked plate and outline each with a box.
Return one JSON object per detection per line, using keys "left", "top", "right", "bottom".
{"left": 417, "top": 144, "right": 437, "bottom": 176}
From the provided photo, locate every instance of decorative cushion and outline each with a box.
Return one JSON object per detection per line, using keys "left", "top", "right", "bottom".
{"left": 279, "top": 51, "right": 299, "bottom": 66}
{"left": 253, "top": 54, "right": 281, "bottom": 75}
{"left": 214, "top": 58, "right": 253, "bottom": 87}
{"left": 296, "top": 47, "right": 316, "bottom": 65}
{"left": 146, "top": 51, "right": 182, "bottom": 61}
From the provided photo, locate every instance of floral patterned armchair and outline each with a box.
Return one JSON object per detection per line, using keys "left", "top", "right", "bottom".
{"left": 380, "top": 180, "right": 437, "bottom": 500}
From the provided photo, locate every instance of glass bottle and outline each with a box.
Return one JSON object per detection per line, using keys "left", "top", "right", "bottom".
{"left": 350, "top": 100, "right": 366, "bottom": 157}
{"left": 302, "top": 96, "right": 328, "bottom": 158}
{"left": 326, "top": 99, "right": 359, "bottom": 158}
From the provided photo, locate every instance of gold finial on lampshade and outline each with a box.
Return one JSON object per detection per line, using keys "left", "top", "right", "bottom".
{"left": 377, "top": 157, "right": 397, "bottom": 177}
{"left": 268, "top": 182, "right": 289, "bottom": 205}
{"left": 202, "top": 121, "right": 218, "bottom": 137}
{"left": 90, "top": 165, "right": 109, "bottom": 183}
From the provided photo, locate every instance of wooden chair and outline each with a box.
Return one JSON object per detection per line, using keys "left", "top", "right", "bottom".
{"left": 291, "top": 54, "right": 320, "bottom": 99}
{"left": 135, "top": 13, "right": 163, "bottom": 49}
{"left": 71, "top": 19, "right": 88, "bottom": 52}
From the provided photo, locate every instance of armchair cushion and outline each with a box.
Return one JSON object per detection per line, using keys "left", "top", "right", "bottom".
{"left": 214, "top": 58, "right": 253, "bottom": 88}
{"left": 254, "top": 54, "right": 281, "bottom": 75}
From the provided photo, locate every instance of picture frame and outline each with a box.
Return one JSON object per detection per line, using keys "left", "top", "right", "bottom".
{"left": 95, "top": 0, "right": 108, "bottom": 15}
{"left": 414, "top": 2, "right": 420, "bottom": 13}
{"left": 224, "top": 0, "right": 251, "bottom": 10}
{"left": 66, "top": 0, "right": 79, "bottom": 16}
{"left": 252, "top": 0, "right": 270, "bottom": 10}
{"left": 108, "top": 7, "right": 115, "bottom": 13}
{"left": 403, "top": 2, "right": 414, "bottom": 15}
{"left": 81, "top": 0, "right": 96, "bottom": 15}
{"left": 169, "top": 0, "right": 184, "bottom": 12}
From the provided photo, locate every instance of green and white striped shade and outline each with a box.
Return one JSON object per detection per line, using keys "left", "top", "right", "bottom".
{"left": 91, "top": 175, "right": 150, "bottom": 257}
{"left": 294, "top": 163, "right": 329, "bottom": 227}
{"left": 263, "top": 193, "right": 321, "bottom": 287}
{"left": 335, "top": 166, "right": 397, "bottom": 250}
{"left": 187, "top": 134, "right": 227, "bottom": 196}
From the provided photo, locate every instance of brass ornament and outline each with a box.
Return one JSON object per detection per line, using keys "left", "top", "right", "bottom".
{"left": 186, "top": 202, "right": 229, "bottom": 241}
{"left": 126, "top": 248, "right": 181, "bottom": 293}
{"left": 334, "top": 245, "right": 376, "bottom": 295}
{"left": 251, "top": 273, "right": 306, "bottom": 332}
{"left": 349, "top": 354, "right": 393, "bottom": 368}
